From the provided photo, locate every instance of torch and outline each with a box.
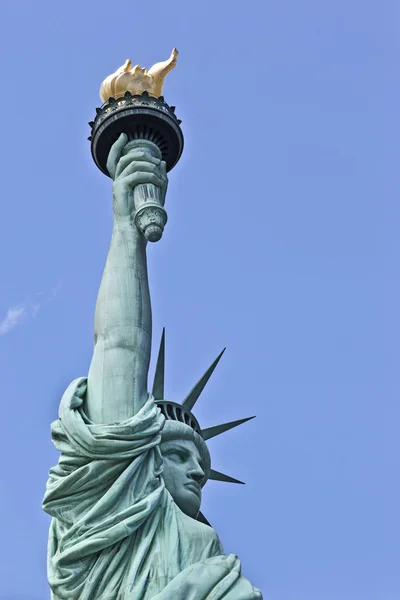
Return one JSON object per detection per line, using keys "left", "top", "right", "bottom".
{"left": 88, "top": 49, "right": 183, "bottom": 242}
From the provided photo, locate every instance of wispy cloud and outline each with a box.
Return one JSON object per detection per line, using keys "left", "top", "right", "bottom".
{"left": 0, "top": 281, "right": 64, "bottom": 336}
{"left": 0, "top": 306, "right": 26, "bottom": 335}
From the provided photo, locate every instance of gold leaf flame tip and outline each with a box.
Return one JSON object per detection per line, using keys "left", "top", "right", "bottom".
{"left": 99, "top": 48, "right": 179, "bottom": 103}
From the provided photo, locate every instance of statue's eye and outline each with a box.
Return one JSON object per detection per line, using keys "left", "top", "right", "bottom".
{"left": 166, "top": 450, "right": 186, "bottom": 463}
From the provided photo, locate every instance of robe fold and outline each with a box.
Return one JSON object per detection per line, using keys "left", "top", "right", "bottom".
{"left": 43, "top": 377, "right": 263, "bottom": 599}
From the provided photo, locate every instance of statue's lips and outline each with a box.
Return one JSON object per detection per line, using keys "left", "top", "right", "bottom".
{"left": 185, "top": 482, "right": 201, "bottom": 496}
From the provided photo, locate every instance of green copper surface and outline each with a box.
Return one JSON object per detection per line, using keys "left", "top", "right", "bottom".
{"left": 43, "top": 134, "right": 262, "bottom": 599}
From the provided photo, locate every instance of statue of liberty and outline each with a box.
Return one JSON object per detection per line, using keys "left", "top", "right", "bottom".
{"left": 43, "top": 50, "right": 262, "bottom": 600}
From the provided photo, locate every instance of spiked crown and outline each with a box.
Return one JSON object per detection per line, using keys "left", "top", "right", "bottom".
{"left": 152, "top": 329, "right": 255, "bottom": 489}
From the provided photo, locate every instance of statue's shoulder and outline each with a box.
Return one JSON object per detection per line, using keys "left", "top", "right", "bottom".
{"left": 180, "top": 510, "right": 224, "bottom": 554}
{"left": 163, "top": 491, "right": 224, "bottom": 555}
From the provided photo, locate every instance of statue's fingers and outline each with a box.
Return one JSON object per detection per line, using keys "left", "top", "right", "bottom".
{"left": 160, "top": 160, "right": 167, "bottom": 178}
{"left": 107, "top": 133, "right": 128, "bottom": 178}
{"left": 115, "top": 151, "right": 160, "bottom": 180}
{"left": 124, "top": 171, "right": 165, "bottom": 189}
{"left": 118, "top": 160, "right": 165, "bottom": 182}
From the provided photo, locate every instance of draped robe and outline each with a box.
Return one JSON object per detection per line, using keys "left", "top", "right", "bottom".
{"left": 43, "top": 378, "right": 263, "bottom": 599}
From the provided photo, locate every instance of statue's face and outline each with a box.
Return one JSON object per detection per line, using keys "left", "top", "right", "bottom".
{"left": 160, "top": 438, "right": 205, "bottom": 518}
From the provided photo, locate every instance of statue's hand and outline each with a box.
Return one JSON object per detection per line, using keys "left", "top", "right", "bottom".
{"left": 107, "top": 133, "right": 168, "bottom": 222}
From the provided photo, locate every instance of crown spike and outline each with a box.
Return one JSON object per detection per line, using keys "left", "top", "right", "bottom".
{"left": 181, "top": 348, "right": 226, "bottom": 412}
{"left": 209, "top": 469, "right": 245, "bottom": 485}
{"left": 201, "top": 416, "right": 255, "bottom": 441}
{"left": 152, "top": 328, "right": 165, "bottom": 399}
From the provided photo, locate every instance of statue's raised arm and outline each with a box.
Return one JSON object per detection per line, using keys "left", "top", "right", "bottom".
{"left": 43, "top": 51, "right": 263, "bottom": 600}
{"left": 86, "top": 133, "right": 168, "bottom": 423}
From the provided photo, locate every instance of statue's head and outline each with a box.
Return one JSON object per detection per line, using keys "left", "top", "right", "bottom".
{"left": 160, "top": 422, "right": 210, "bottom": 518}
{"left": 153, "top": 330, "right": 255, "bottom": 523}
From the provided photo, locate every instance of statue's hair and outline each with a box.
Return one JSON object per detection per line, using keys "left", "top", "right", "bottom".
{"left": 160, "top": 420, "right": 211, "bottom": 485}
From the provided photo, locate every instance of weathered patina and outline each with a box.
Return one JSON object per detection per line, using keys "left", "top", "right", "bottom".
{"left": 43, "top": 52, "right": 262, "bottom": 600}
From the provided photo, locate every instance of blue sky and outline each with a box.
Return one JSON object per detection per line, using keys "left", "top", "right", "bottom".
{"left": 0, "top": 1, "right": 396, "bottom": 598}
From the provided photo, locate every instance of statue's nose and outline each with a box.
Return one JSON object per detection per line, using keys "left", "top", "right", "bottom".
{"left": 188, "top": 463, "right": 205, "bottom": 483}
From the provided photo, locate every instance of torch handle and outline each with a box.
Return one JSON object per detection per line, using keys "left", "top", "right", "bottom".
{"left": 133, "top": 182, "right": 168, "bottom": 243}
{"left": 122, "top": 139, "right": 168, "bottom": 243}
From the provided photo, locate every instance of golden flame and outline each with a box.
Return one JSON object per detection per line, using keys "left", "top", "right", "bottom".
{"left": 100, "top": 48, "right": 178, "bottom": 103}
